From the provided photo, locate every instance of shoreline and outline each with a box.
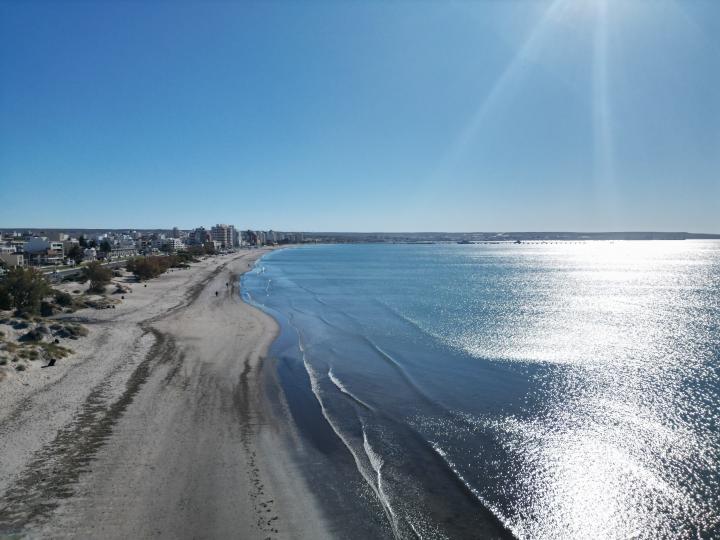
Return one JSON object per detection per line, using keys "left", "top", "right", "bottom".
{"left": 0, "top": 248, "right": 331, "bottom": 538}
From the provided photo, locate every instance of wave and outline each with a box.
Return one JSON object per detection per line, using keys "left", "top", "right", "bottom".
{"left": 301, "top": 353, "right": 405, "bottom": 538}
{"left": 328, "top": 369, "right": 375, "bottom": 412}
{"left": 294, "top": 281, "right": 329, "bottom": 306}
{"left": 362, "top": 428, "right": 417, "bottom": 539}
{"left": 430, "top": 442, "right": 517, "bottom": 537}
{"left": 374, "top": 299, "right": 444, "bottom": 345}
{"left": 364, "top": 339, "right": 440, "bottom": 410}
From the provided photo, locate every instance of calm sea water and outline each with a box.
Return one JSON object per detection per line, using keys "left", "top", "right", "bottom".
{"left": 243, "top": 242, "right": 720, "bottom": 539}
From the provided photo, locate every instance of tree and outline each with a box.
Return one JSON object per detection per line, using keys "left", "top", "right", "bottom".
{"left": 82, "top": 261, "right": 112, "bottom": 293}
{"left": 88, "top": 239, "right": 97, "bottom": 248}
{"left": 79, "top": 235, "right": 88, "bottom": 248}
{"left": 0, "top": 267, "right": 51, "bottom": 315}
{"left": 129, "top": 257, "right": 162, "bottom": 280}
{"left": 187, "top": 245, "right": 205, "bottom": 258}
{"left": 67, "top": 244, "right": 84, "bottom": 264}
{"left": 100, "top": 239, "right": 112, "bottom": 253}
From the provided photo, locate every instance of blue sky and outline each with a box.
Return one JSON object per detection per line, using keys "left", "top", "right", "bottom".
{"left": 1, "top": 0, "right": 718, "bottom": 232}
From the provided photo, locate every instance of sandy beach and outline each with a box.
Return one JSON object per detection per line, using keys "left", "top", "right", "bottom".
{"left": 0, "top": 249, "right": 330, "bottom": 539}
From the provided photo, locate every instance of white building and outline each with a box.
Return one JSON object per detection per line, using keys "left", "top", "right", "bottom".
{"left": 211, "top": 224, "right": 236, "bottom": 249}
{"left": 163, "top": 238, "right": 185, "bottom": 253}
{"left": 83, "top": 247, "right": 97, "bottom": 262}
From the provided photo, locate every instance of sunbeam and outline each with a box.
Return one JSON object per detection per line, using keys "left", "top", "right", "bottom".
{"left": 434, "top": 0, "right": 566, "bottom": 175}
{"left": 592, "top": 0, "right": 618, "bottom": 222}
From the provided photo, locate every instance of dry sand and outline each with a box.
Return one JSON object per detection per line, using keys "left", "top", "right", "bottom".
{"left": 0, "top": 249, "right": 331, "bottom": 539}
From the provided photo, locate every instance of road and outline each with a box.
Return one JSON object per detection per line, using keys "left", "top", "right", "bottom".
{"left": 43, "top": 260, "right": 128, "bottom": 283}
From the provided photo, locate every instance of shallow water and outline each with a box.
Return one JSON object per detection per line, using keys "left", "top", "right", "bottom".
{"left": 243, "top": 241, "right": 720, "bottom": 539}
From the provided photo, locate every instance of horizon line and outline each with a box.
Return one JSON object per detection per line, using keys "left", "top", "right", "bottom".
{"left": 1, "top": 227, "right": 719, "bottom": 236}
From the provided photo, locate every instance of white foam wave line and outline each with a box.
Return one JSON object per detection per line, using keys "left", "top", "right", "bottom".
{"left": 429, "top": 442, "right": 518, "bottom": 538}
{"left": 328, "top": 369, "right": 375, "bottom": 411}
{"left": 301, "top": 354, "right": 403, "bottom": 539}
{"left": 327, "top": 368, "right": 349, "bottom": 393}
{"left": 362, "top": 427, "right": 407, "bottom": 536}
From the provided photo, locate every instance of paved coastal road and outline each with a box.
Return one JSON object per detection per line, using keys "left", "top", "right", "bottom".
{"left": 43, "top": 260, "right": 127, "bottom": 283}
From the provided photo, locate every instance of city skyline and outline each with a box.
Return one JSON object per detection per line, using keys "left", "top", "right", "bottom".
{"left": 1, "top": 1, "right": 719, "bottom": 233}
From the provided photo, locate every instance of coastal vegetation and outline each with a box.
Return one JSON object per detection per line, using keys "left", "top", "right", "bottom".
{"left": 128, "top": 256, "right": 175, "bottom": 280}
{"left": 0, "top": 267, "right": 51, "bottom": 316}
{"left": 0, "top": 318, "right": 76, "bottom": 372}
{"left": 126, "top": 247, "right": 208, "bottom": 281}
{"left": 82, "top": 261, "right": 112, "bottom": 293}
{"left": 0, "top": 241, "right": 217, "bottom": 379}
{"left": 0, "top": 268, "right": 99, "bottom": 374}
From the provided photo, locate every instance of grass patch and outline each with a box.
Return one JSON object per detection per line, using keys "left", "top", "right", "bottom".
{"left": 18, "top": 348, "right": 40, "bottom": 361}
{"left": 37, "top": 342, "right": 73, "bottom": 359}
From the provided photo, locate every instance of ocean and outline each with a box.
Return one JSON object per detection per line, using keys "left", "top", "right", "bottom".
{"left": 242, "top": 241, "right": 720, "bottom": 539}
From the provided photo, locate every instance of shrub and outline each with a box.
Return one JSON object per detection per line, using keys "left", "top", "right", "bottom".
{"left": 128, "top": 254, "right": 196, "bottom": 281}
{"left": 40, "top": 301, "right": 55, "bottom": 317}
{"left": 54, "top": 323, "right": 88, "bottom": 339}
{"left": 18, "top": 348, "right": 39, "bottom": 360}
{"left": 19, "top": 329, "right": 44, "bottom": 342}
{"left": 38, "top": 342, "right": 72, "bottom": 358}
{"left": 82, "top": 262, "right": 112, "bottom": 293}
{"left": 54, "top": 290, "right": 73, "bottom": 307}
{"left": 129, "top": 257, "right": 164, "bottom": 280}
{"left": 15, "top": 363, "right": 26, "bottom": 371}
